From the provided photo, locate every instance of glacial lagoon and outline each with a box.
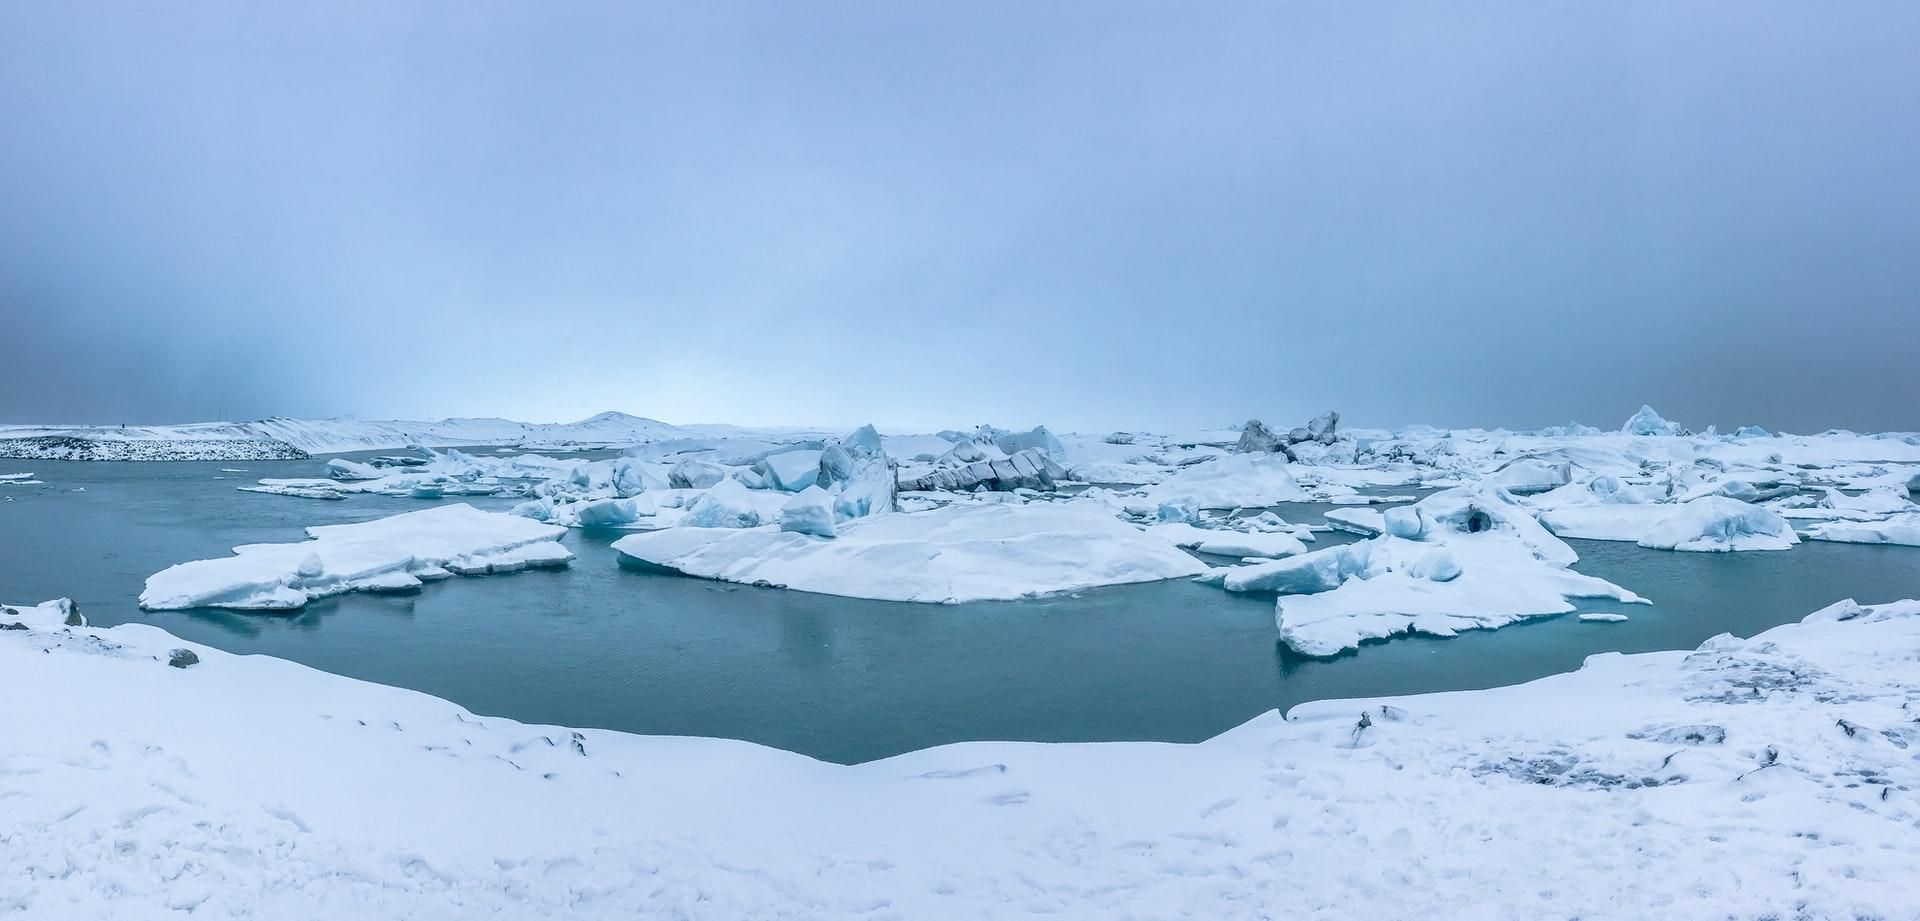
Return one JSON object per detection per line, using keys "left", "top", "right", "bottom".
{"left": 4, "top": 452, "right": 1916, "bottom": 764}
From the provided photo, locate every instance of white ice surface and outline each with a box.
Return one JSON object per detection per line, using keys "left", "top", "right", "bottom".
{"left": 613, "top": 503, "right": 1209, "bottom": 603}
{"left": 1146, "top": 522, "right": 1308, "bottom": 559}
{"left": 1806, "top": 512, "right": 1920, "bottom": 547}
{"left": 139, "top": 504, "right": 571, "bottom": 610}
{"left": 1216, "top": 488, "right": 1645, "bottom": 655}
{"left": 6, "top": 596, "right": 1920, "bottom": 918}
{"left": 1138, "top": 454, "right": 1309, "bottom": 509}
{"left": 1633, "top": 496, "right": 1800, "bottom": 552}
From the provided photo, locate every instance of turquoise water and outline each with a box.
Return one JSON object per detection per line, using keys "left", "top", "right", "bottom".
{"left": 2, "top": 454, "right": 1916, "bottom": 764}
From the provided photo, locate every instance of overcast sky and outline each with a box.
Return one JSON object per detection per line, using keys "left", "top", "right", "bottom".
{"left": 2, "top": 1, "right": 1916, "bottom": 434}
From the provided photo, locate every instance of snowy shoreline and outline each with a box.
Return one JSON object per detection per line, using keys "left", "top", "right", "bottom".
{"left": 6, "top": 594, "right": 1920, "bottom": 917}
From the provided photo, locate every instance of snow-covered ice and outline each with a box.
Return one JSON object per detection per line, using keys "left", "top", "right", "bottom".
{"left": 613, "top": 503, "right": 1209, "bottom": 603}
{"left": 1146, "top": 522, "right": 1308, "bottom": 559}
{"left": 1806, "top": 512, "right": 1920, "bottom": 547}
{"left": 7, "top": 595, "right": 1920, "bottom": 918}
{"left": 1634, "top": 496, "right": 1800, "bottom": 552}
{"left": 1137, "top": 454, "right": 1309, "bottom": 509}
{"left": 139, "top": 505, "right": 572, "bottom": 610}
{"left": 1543, "top": 496, "right": 1799, "bottom": 551}
{"left": 1211, "top": 488, "right": 1646, "bottom": 655}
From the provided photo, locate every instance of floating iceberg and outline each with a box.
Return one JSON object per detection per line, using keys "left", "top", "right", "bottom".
{"left": 612, "top": 503, "right": 1208, "bottom": 603}
{"left": 139, "top": 504, "right": 571, "bottom": 611}
{"left": 1805, "top": 513, "right": 1920, "bottom": 547}
{"left": 1483, "top": 457, "right": 1572, "bottom": 494}
{"left": 668, "top": 458, "right": 727, "bottom": 490}
{"left": 1621, "top": 404, "right": 1690, "bottom": 437}
{"left": 754, "top": 449, "right": 822, "bottom": 492}
{"left": 1139, "top": 454, "right": 1309, "bottom": 509}
{"left": 1633, "top": 497, "right": 1799, "bottom": 552}
{"left": 1213, "top": 488, "right": 1644, "bottom": 655}
{"left": 777, "top": 486, "right": 838, "bottom": 538}
{"left": 900, "top": 448, "right": 1064, "bottom": 493}
{"left": 1147, "top": 522, "right": 1307, "bottom": 559}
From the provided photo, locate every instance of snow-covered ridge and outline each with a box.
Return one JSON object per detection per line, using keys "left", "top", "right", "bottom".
{"left": 5, "top": 595, "right": 1920, "bottom": 917}
{"left": 0, "top": 411, "right": 695, "bottom": 460}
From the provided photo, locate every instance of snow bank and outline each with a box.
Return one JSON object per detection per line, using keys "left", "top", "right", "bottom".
{"left": 7, "top": 595, "right": 1920, "bottom": 919}
{"left": 139, "top": 505, "right": 571, "bottom": 610}
{"left": 1214, "top": 488, "right": 1643, "bottom": 655}
{"left": 613, "top": 503, "right": 1208, "bottom": 602}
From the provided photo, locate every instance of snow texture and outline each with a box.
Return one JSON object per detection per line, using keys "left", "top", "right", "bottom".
{"left": 6, "top": 596, "right": 1920, "bottom": 919}
{"left": 613, "top": 503, "right": 1209, "bottom": 603}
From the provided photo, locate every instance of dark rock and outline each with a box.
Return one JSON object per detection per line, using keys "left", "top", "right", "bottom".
{"left": 167, "top": 648, "right": 201, "bottom": 668}
{"left": 0, "top": 622, "right": 27, "bottom": 631}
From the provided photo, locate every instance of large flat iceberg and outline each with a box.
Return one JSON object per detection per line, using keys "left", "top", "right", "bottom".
{"left": 612, "top": 503, "right": 1208, "bottom": 603}
{"left": 1137, "top": 454, "right": 1309, "bottom": 509}
{"left": 140, "top": 504, "right": 571, "bottom": 610}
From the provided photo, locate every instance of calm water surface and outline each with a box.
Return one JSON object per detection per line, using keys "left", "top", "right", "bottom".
{"left": 3, "top": 454, "right": 1916, "bottom": 763}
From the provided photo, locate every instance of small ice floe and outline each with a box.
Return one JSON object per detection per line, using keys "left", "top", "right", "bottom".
{"left": 1578, "top": 612, "right": 1631, "bottom": 623}
{"left": 0, "top": 472, "right": 42, "bottom": 485}
{"left": 240, "top": 484, "right": 347, "bottom": 501}
{"left": 140, "top": 504, "right": 571, "bottom": 611}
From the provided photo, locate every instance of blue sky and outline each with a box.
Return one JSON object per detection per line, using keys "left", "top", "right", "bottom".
{"left": 3, "top": 1, "right": 1916, "bottom": 433}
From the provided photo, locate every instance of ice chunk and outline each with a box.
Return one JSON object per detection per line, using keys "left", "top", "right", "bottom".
{"left": 1233, "top": 419, "right": 1292, "bottom": 456}
{"left": 668, "top": 459, "right": 727, "bottom": 490}
{"left": 1215, "top": 487, "right": 1643, "bottom": 655}
{"left": 1147, "top": 523, "right": 1307, "bottom": 559}
{"left": 139, "top": 504, "right": 572, "bottom": 611}
{"left": 843, "top": 424, "right": 886, "bottom": 458}
{"left": 682, "top": 478, "right": 770, "bottom": 528}
{"left": 1156, "top": 500, "right": 1199, "bottom": 524}
{"left": 900, "top": 448, "right": 1064, "bottom": 493}
{"left": 613, "top": 503, "right": 1208, "bottom": 602}
{"left": 1635, "top": 497, "right": 1799, "bottom": 552}
{"left": 1140, "top": 454, "right": 1308, "bottom": 509}
{"left": 1304, "top": 410, "right": 1339, "bottom": 445}
{"left": 993, "top": 425, "right": 1066, "bottom": 462}
{"left": 326, "top": 458, "right": 380, "bottom": 481}
{"left": 755, "top": 449, "right": 822, "bottom": 492}
{"left": 1805, "top": 513, "right": 1920, "bottom": 547}
{"left": 1622, "top": 404, "right": 1690, "bottom": 437}
{"left": 239, "top": 483, "right": 347, "bottom": 501}
{"left": 1325, "top": 508, "right": 1385, "bottom": 537}
{"left": 777, "top": 486, "right": 838, "bottom": 538}
{"left": 1484, "top": 458, "right": 1572, "bottom": 495}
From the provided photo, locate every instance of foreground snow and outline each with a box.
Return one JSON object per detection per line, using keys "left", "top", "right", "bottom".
{"left": 140, "top": 505, "right": 571, "bottom": 610}
{"left": 612, "top": 503, "right": 1209, "bottom": 603}
{"left": 6, "top": 595, "right": 1920, "bottom": 918}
